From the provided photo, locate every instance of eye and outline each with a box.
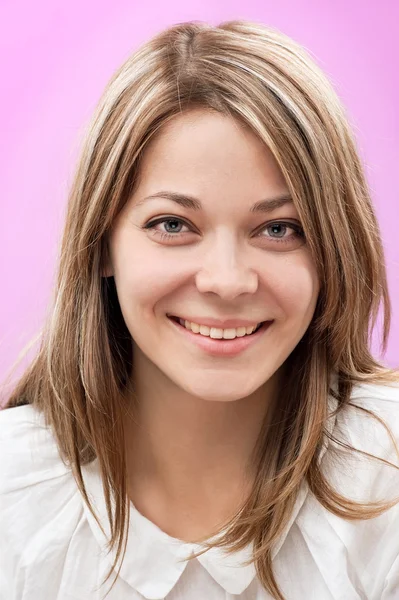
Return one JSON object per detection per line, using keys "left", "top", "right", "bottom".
{"left": 143, "top": 217, "right": 191, "bottom": 241}
{"left": 258, "top": 221, "right": 305, "bottom": 244}
{"left": 143, "top": 216, "right": 305, "bottom": 247}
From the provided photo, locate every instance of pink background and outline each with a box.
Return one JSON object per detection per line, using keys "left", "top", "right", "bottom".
{"left": 1, "top": 1, "right": 398, "bottom": 394}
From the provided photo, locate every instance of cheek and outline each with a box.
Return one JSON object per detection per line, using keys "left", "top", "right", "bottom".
{"left": 263, "top": 258, "right": 319, "bottom": 320}
{"left": 112, "top": 240, "right": 184, "bottom": 314}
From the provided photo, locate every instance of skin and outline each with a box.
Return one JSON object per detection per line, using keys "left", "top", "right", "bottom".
{"left": 104, "top": 108, "right": 320, "bottom": 541}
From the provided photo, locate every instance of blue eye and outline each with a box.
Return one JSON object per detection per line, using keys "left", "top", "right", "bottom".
{"left": 261, "top": 222, "right": 305, "bottom": 241}
{"left": 143, "top": 217, "right": 305, "bottom": 245}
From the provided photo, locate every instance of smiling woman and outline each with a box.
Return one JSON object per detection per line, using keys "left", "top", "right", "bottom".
{"left": 1, "top": 18, "right": 399, "bottom": 600}
{"left": 103, "top": 108, "right": 318, "bottom": 390}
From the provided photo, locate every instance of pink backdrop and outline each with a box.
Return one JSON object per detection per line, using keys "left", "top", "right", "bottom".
{"left": 1, "top": 1, "right": 398, "bottom": 394}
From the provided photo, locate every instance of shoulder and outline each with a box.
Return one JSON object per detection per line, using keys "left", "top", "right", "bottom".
{"left": 0, "top": 405, "right": 86, "bottom": 597}
{"left": 336, "top": 380, "right": 399, "bottom": 467}
{"left": 0, "top": 404, "right": 71, "bottom": 492}
{"left": 328, "top": 380, "right": 399, "bottom": 486}
{"left": 291, "top": 380, "right": 399, "bottom": 597}
{"left": 348, "top": 378, "right": 399, "bottom": 410}
{"left": 322, "top": 379, "right": 399, "bottom": 549}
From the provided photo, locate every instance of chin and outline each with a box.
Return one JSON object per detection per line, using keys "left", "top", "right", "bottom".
{"left": 178, "top": 376, "right": 266, "bottom": 403}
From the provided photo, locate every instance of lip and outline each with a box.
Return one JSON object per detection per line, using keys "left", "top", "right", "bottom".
{"left": 167, "top": 316, "right": 273, "bottom": 357}
{"left": 166, "top": 314, "right": 266, "bottom": 329}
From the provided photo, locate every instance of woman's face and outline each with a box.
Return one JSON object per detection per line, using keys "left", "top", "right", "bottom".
{"left": 105, "top": 108, "right": 319, "bottom": 402}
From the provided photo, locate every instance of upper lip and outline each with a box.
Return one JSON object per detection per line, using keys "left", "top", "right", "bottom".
{"left": 168, "top": 314, "right": 270, "bottom": 329}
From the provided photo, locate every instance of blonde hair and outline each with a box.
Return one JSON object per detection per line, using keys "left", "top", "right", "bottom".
{"left": 4, "top": 19, "right": 399, "bottom": 600}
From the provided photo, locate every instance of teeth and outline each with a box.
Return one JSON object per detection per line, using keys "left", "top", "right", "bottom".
{"left": 179, "top": 318, "right": 262, "bottom": 339}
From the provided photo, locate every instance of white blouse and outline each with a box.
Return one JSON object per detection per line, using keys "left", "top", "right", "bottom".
{"left": 1, "top": 381, "right": 399, "bottom": 600}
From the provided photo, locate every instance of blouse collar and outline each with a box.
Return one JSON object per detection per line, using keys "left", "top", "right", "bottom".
{"left": 81, "top": 382, "right": 338, "bottom": 599}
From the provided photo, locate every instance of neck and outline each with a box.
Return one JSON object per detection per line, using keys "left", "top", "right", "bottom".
{"left": 123, "top": 355, "right": 281, "bottom": 542}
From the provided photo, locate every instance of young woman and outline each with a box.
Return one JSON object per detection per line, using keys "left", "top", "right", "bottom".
{"left": 1, "top": 19, "right": 399, "bottom": 600}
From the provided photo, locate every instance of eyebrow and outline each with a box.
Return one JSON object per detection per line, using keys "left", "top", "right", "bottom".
{"left": 134, "top": 191, "right": 294, "bottom": 213}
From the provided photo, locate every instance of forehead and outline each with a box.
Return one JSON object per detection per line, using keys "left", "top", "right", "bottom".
{"left": 135, "top": 108, "right": 288, "bottom": 197}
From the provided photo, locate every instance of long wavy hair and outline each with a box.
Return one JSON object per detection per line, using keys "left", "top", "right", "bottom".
{"left": 3, "top": 19, "right": 399, "bottom": 600}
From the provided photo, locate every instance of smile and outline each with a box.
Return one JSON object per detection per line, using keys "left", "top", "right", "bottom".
{"left": 167, "top": 316, "right": 273, "bottom": 357}
{"left": 170, "top": 316, "right": 264, "bottom": 339}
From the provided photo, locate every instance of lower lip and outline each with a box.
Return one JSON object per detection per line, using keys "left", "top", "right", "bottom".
{"left": 167, "top": 317, "right": 273, "bottom": 357}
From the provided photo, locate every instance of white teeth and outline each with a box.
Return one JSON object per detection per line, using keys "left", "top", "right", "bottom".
{"left": 177, "top": 318, "right": 262, "bottom": 339}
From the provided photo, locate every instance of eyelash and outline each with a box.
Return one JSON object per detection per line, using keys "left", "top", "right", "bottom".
{"left": 143, "top": 217, "right": 305, "bottom": 245}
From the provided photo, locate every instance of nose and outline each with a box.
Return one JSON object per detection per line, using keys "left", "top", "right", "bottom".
{"left": 195, "top": 235, "right": 258, "bottom": 301}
